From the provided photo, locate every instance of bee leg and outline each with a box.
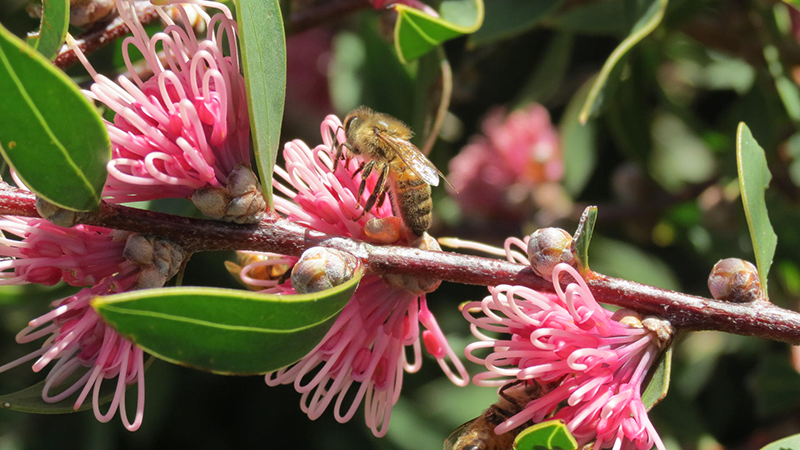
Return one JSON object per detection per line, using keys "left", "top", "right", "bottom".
{"left": 357, "top": 161, "right": 376, "bottom": 199}
{"left": 498, "top": 380, "right": 524, "bottom": 409}
{"left": 358, "top": 164, "right": 389, "bottom": 219}
{"left": 334, "top": 141, "right": 356, "bottom": 172}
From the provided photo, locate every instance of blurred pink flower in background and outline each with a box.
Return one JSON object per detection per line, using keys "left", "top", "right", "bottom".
{"left": 462, "top": 238, "right": 667, "bottom": 450}
{"left": 448, "top": 104, "right": 563, "bottom": 220}
{"left": 71, "top": 0, "right": 249, "bottom": 203}
{"left": 235, "top": 115, "right": 468, "bottom": 437}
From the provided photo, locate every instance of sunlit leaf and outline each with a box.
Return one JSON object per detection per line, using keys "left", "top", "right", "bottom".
{"left": 469, "top": 0, "right": 561, "bottom": 47}
{"left": 736, "top": 122, "right": 778, "bottom": 292}
{"left": 642, "top": 345, "right": 673, "bottom": 410}
{"left": 93, "top": 268, "right": 363, "bottom": 375}
{"left": 27, "top": 0, "right": 69, "bottom": 60}
{"left": 393, "top": 0, "right": 484, "bottom": 64}
{"left": 579, "top": 0, "right": 668, "bottom": 123}
{"left": 761, "top": 433, "right": 800, "bottom": 450}
{"left": 572, "top": 206, "right": 598, "bottom": 275}
{"left": 235, "top": 0, "right": 286, "bottom": 211}
{"left": 0, "top": 358, "right": 154, "bottom": 414}
{"left": 514, "top": 420, "right": 578, "bottom": 450}
{"left": 0, "top": 22, "right": 109, "bottom": 211}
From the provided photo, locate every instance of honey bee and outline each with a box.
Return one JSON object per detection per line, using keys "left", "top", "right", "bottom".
{"left": 335, "top": 106, "right": 447, "bottom": 236}
{"left": 444, "top": 381, "right": 547, "bottom": 450}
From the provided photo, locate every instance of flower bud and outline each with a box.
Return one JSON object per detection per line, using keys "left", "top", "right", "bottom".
{"left": 708, "top": 258, "right": 764, "bottom": 303}
{"left": 526, "top": 227, "right": 574, "bottom": 281}
{"left": 291, "top": 248, "right": 360, "bottom": 294}
{"left": 642, "top": 316, "right": 674, "bottom": 348}
{"left": 192, "top": 165, "right": 266, "bottom": 224}
{"left": 34, "top": 197, "right": 89, "bottom": 228}
{"left": 383, "top": 233, "right": 442, "bottom": 295}
{"left": 123, "top": 234, "right": 185, "bottom": 289}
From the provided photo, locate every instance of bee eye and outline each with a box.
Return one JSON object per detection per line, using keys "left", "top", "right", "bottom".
{"left": 344, "top": 116, "right": 359, "bottom": 132}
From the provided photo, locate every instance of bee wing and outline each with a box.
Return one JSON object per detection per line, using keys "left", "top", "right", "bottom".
{"left": 376, "top": 133, "right": 443, "bottom": 186}
{"left": 443, "top": 418, "right": 478, "bottom": 450}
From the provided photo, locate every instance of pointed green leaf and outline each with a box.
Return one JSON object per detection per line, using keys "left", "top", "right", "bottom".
{"left": 0, "top": 358, "right": 154, "bottom": 414}
{"left": 235, "top": 0, "right": 286, "bottom": 211}
{"left": 736, "top": 123, "right": 777, "bottom": 292}
{"left": 92, "top": 268, "right": 363, "bottom": 375}
{"left": 641, "top": 344, "right": 672, "bottom": 410}
{"left": 578, "top": 0, "right": 668, "bottom": 123}
{"left": 514, "top": 420, "right": 578, "bottom": 450}
{"left": 572, "top": 206, "right": 598, "bottom": 275}
{"left": 27, "top": 0, "right": 69, "bottom": 60}
{"left": 761, "top": 433, "right": 800, "bottom": 450}
{"left": 469, "top": 0, "right": 562, "bottom": 47}
{"left": 516, "top": 31, "right": 574, "bottom": 107}
{"left": 393, "top": 0, "right": 484, "bottom": 64}
{"left": 0, "top": 22, "right": 109, "bottom": 211}
{"left": 558, "top": 75, "right": 596, "bottom": 196}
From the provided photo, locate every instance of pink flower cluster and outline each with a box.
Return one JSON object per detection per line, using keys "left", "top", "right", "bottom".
{"left": 238, "top": 115, "right": 468, "bottom": 437}
{"left": 0, "top": 0, "right": 245, "bottom": 431}
{"left": 0, "top": 214, "right": 146, "bottom": 430}
{"left": 73, "top": 0, "right": 249, "bottom": 203}
{"left": 448, "top": 104, "right": 563, "bottom": 219}
{"left": 463, "top": 240, "right": 666, "bottom": 449}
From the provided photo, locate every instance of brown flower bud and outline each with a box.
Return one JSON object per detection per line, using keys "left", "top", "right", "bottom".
{"left": 191, "top": 164, "right": 266, "bottom": 224}
{"left": 526, "top": 227, "right": 575, "bottom": 281}
{"left": 291, "top": 247, "right": 360, "bottom": 294}
{"left": 383, "top": 233, "right": 442, "bottom": 295}
{"left": 708, "top": 258, "right": 764, "bottom": 303}
{"left": 123, "top": 234, "right": 185, "bottom": 289}
{"left": 35, "top": 197, "right": 87, "bottom": 228}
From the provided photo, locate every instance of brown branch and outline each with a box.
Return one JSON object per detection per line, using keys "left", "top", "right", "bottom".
{"left": 54, "top": 0, "right": 372, "bottom": 70}
{"left": 54, "top": 3, "right": 160, "bottom": 70}
{"left": 4, "top": 185, "right": 800, "bottom": 345}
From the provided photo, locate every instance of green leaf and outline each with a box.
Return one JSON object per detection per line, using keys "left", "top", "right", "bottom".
{"left": 0, "top": 358, "right": 154, "bottom": 414}
{"left": 92, "top": 268, "right": 363, "bottom": 375}
{"left": 411, "top": 47, "right": 451, "bottom": 152}
{"left": 0, "top": 22, "right": 109, "bottom": 211}
{"left": 514, "top": 420, "right": 578, "bottom": 450}
{"left": 548, "top": 0, "right": 626, "bottom": 36}
{"left": 27, "top": 0, "right": 69, "bottom": 60}
{"left": 736, "top": 123, "right": 778, "bottom": 292}
{"left": 761, "top": 433, "right": 800, "bottom": 450}
{"left": 515, "top": 32, "right": 574, "bottom": 107}
{"left": 393, "top": 0, "right": 484, "bottom": 64}
{"left": 469, "top": 0, "right": 562, "bottom": 47}
{"left": 579, "top": 0, "right": 668, "bottom": 123}
{"left": 641, "top": 344, "right": 672, "bottom": 410}
{"left": 572, "top": 206, "right": 598, "bottom": 275}
{"left": 235, "top": 0, "right": 286, "bottom": 212}
{"left": 558, "top": 76, "right": 596, "bottom": 196}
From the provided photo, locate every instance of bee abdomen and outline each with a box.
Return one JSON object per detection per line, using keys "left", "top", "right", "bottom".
{"left": 393, "top": 178, "right": 432, "bottom": 236}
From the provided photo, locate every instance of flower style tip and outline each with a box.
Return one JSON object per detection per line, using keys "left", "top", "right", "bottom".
{"left": 250, "top": 115, "right": 468, "bottom": 436}
{"left": 464, "top": 242, "right": 668, "bottom": 450}
{"left": 70, "top": 0, "right": 250, "bottom": 204}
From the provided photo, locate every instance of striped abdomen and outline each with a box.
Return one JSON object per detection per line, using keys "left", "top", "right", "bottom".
{"left": 390, "top": 165, "right": 432, "bottom": 236}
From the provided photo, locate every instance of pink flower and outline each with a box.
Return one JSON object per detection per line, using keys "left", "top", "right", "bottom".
{"left": 462, "top": 239, "right": 667, "bottom": 450}
{"left": 244, "top": 115, "right": 468, "bottom": 437}
{"left": 447, "top": 104, "right": 563, "bottom": 220}
{"left": 71, "top": 0, "right": 249, "bottom": 203}
{"left": 0, "top": 216, "right": 146, "bottom": 431}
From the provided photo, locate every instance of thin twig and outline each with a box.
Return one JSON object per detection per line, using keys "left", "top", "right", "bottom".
{"left": 54, "top": 0, "right": 372, "bottom": 70}
{"left": 3, "top": 185, "right": 800, "bottom": 345}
